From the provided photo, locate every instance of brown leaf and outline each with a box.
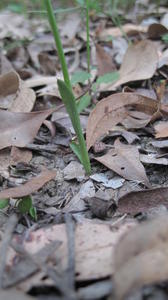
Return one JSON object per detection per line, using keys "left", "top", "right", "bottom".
{"left": 10, "top": 147, "right": 32, "bottom": 166}
{"left": 0, "top": 71, "right": 36, "bottom": 112}
{"left": 86, "top": 92, "right": 168, "bottom": 150}
{"left": 96, "top": 44, "right": 116, "bottom": 76}
{"left": 95, "top": 139, "right": 150, "bottom": 187}
{"left": 99, "top": 40, "right": 158, "bottom": 91}
{"left": 8, "top": 221, "right": 136, "bottom": 283}
{"left": 117, "top": 187, "right": 168, "bottom": 215}
{"left": 0, "top": 169, "right": 56, "bottom": 199}
{"left": 9, "top": 81, "right": 36, "bottom": 113}
{"left": 0, "top": 71, "right": 19, "bottom": 99}
{"left": 99, "top": 24, "right": 147, "bottom": 39}
{"left": 0, "top": 108, "right": 54, "bottom": 150}
{"left": 112, "top": 216, "right": 168, "bottom": 300}
{"left": 148, "top": 23, "right": 168, "bottom": 39}
{"left": 155, "top": 121, "right": 168, "bottom": 138}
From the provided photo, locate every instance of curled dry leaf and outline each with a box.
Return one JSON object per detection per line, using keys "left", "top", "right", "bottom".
{"left": 112, "top": 216, "right": 168, "bottom": 300}
{"left": 95, "top": 139, "right": 150, "bottom": 187}
{"left": 99, "top": 40, "right": 158, "bottom": 91}
{"left": 86, "top": 92, "right": 168, "bottom": 150}
{"left": 0, "top": 108, "right": 54, "bottom": 150}
{"left": 117, "top": 186, "right": 168, "bottom": 215}
{"left": 0, "top": 169, "right": 56, "bottom": 200}
{"left": 0, "top": 71, "right": 36, "bottom": 112}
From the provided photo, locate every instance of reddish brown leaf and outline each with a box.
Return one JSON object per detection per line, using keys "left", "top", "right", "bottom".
{"left": 117, "top": 187, "right": 168, "bottom": 215}
{"left": 0, "top": 169, "right": 56, "bottom": 199}
{"left": 86, "top": 92, "right": 168, "bottom": 150}
{"left": 96, "top": 44, "right": 116, "bottom": 76}
{"left": 95, "top": 139, "right": 150, "bottom": 187}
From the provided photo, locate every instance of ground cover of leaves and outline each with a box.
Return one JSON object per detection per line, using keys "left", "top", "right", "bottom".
{"left": 0, "top": 1, "right": 168, "bottom": 299}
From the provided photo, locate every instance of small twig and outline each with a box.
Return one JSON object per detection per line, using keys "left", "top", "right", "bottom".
{"left": 0, "top": 214, "right": 18, "bottom": 288}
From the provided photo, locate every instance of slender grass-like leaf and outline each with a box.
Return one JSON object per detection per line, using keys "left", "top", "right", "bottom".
{"left": 58, "top": 79, "right": 91, "bottom": 174}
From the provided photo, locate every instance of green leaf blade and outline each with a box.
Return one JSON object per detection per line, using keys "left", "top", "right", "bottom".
{"left": 18, "top": 196, "right": 32, "bottom": 214}
{"left": 0, "top": 199, "right": 9, "bottom": 209}
{"left": 71, "top": 71, "right": 91, "bottom": 86}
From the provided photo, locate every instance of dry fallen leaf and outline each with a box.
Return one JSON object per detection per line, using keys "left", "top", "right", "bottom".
{"left": 96, "top": 44, "right": 116, "bottom": 76}
{"left": 99, "top": 24, "right": 147, "bottom": 39}
{"left": 86, "top": 92, "right": 168, "bottom": 150}
{"left": 147, "top": 23, "right": 168, "bottom": 38}
{"left": 112, "top": 215, "right": 168, "bottom": 300}
{"left": 140, "top": 153, "right": 168, "bottom": 165}
{"left": 0, "top": 108, "right": 54, "bottom": 150}
{"left": 7, "top": 221, "right": 136, "bottom": 284}
{"left": 9, "top": 80, "right": 36, "bottom": 113}
{"left": 99, "top": 40, "right": 158, "bottom": 91}
{"left": 0, "top": 71, "right": 36, "bottom": 112}
{"left": 0, "top": 289, "right": 34, "bottom": 300}
{"left": 154, "top": 121, "right": 168, "bottom": 138}
{"left": 10, "top": 146, "right": 32, "bottom": 166}
{"left": 117, "top": 186, "right": 168, "bottom": 215}
{"left": 0, "top": 169, "right": 56, "bottom": 199}
{"left": 95, "top": 139, "right": 150, "bottom": 187}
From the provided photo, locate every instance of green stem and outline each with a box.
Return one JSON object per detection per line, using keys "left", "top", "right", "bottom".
{"left": 44, "top": 0, "right": 72, "bottom": 91}
{"left": 86, "top": 0, "right": 90, "bottom": 74}
{"left": 58, "top": 80, "right": 91, "bottom": 175}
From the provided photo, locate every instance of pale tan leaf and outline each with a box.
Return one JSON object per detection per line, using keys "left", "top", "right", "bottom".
{"left": 100, "top": 40, "right": 158, "bottom": 91}
{"left": 112, "top": 216, "right": 168, "bottom": 300}
{"left": 95, "top": 139, "right": 150, "bottom": 187}
{"left": 99, "top": 24, "right": 147, "bottom": 39}
{"left": 9, "top": 81, "right": 36, "bottom": 113}
{"left": 86, "top": 92, "right": 168, "bottom": 150}
{"left": 0, "top": 108, "right": 54, "bottom": 150}
{"left": 0, "top": 169, "right": 56, "bottom": 199}
{"left": 0, "top": 71, "right": 36, "bottom": 112}
{"left": 154, "top": 121, "right": 168, "bottom": 138}
{"left": 9, "top": 221, "right": 136, "bottom": 282}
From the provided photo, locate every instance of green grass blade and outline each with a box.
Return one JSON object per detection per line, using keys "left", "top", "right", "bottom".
{"left": 58, "top": 79, "right": 91, "bottom": 174}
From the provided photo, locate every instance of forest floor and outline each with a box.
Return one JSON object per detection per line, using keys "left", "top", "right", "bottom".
{"left": 0, "top": 1, "right": 168, "bottom": 299}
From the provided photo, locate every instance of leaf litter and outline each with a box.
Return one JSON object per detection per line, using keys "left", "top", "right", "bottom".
{"left": 1, "top": 2, "right": 168, "bottom": 300}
